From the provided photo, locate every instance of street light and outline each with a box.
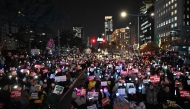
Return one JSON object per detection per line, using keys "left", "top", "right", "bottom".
{"left": 120, "top": 11, "right": 154, "bottom": 52}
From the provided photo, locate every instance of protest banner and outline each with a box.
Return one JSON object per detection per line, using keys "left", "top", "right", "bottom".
{"left": 87, "top": 92, "right": 99, "bottom": 100}
{"left": 128, "top": 88, "right": 136, "bottom": 94}
{"left": 150, "top": 75, "right": 160, "bottom": 83}
{"left": 31, "top": 92, "right": 39, "bottom": 99}
{"left": 11, "top": 90, "right": 21, "bottom": 98}
{"left": 55, "top": 76, "right": 66, "bottom": 82}
{"left": 76, "top": 88, "right": 86, "bottom": 96}
{"left": 118, "top": 88, "right": 126, "bottom": 95}
{"left": 101, "top": 81, "right": 107, "bottom": 86}
{"left": 143, "top": 79, "right": 150, "bottom": 84}
{"left": 180, "top": 90, "right": 190, "bottom": 98}
{"left": 53, "top": 85, "right": 64, "bottom": 94}
{"left": 115, "top": 66, "right": 120, "bottom": 70}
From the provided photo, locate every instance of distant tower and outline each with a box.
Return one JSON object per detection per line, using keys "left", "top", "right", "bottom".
{"left": 73, "top": 26, "right": 84, "bottom": 39}
{"left": 105, "top": 16, "right": 113, "bottom": 42}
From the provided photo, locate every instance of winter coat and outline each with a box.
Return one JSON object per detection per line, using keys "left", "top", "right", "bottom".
{"left": 146, "top": 87, "right": 159, "bottom": 105}
{"left": 46, "top": 93, "right": 60, "bottom": 108}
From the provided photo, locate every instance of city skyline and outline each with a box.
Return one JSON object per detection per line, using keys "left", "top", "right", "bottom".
{"left": 54, "top": 0, "right": 141, "bottom": 38}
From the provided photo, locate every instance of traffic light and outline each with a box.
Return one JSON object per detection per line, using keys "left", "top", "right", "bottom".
{"left": 91, "top": 39, "right": 96, "bottom": 43}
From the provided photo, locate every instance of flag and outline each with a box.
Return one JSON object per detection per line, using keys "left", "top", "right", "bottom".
{"left": 46, "top": 38, "right": 55, "bottom": 50}
{"left": 154, "top": 34, "right": 159, "bottom": 47}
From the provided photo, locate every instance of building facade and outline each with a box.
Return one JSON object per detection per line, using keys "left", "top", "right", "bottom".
{"left": 155, "top": 0, "right": 190, "bottom": 54}
{"left": 111, "top": 28, "right": 128, "bottom": 53}
{"left": 140, "top": 5, "right": 155, "bottom": 45}
{"left": 105, "top": 16, "right": 113, "bottom": 42}
{"left": 1, "top": 23, "right": 19, "bottom": 50}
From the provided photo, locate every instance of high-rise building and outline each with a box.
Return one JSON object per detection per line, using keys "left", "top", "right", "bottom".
{"left": 73, "top": 26, "right": 84, "bottom": 39}
{"left": 1, "top": 23, "right": 19, "bottom": 50}
{"left": 111, "top": 28, "right": 128, "bottom": 52}
{"left": 140, "top": 5, "right": 154, "bottom": 46}
{"left": 105, "top": 16, "right": 113, "bottom": 42}
{"left": 155, "top": 0, "right": 190, "bottom": 54}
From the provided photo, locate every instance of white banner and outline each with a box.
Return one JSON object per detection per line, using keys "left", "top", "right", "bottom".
{"left": 55, "top": 76, "right": 66, "bottom": 82}
{"left": 31, "top": 49, "right": 40, "bottom": 55}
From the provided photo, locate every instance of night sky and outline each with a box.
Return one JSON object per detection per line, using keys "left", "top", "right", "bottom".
{"left": 54, "top": 0, "right": 141, "bottom": 38}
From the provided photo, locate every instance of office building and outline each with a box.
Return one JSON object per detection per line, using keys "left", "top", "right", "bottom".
{"left": 1, "top": 23, "right": 19, "bottom": 50}
{"left": 105, "top": 16, "right": 113, "bottom": 42}
{"left": 111, "top": 28, "right": 129, "bottom": 52}
{"left": 155, "top": 0, "right": 190, "bottom": 54}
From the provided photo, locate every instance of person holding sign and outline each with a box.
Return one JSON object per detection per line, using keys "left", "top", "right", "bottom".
{"left": 29, "top": 85, "right": 47, "bottom": 109}
{"left": 71, "top": 87, "right": 87, "bottom": 109}
{"left": 158, "top": 85, "right": 176, "bottom": 109}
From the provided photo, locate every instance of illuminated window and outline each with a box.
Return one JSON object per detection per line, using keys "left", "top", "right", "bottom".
{"left": 187, "top": 14, "right": 189, "bottom": 18}
{"left": 171, "top": 24, "right": 174, "bottom": 28}
{"left": 174, "top": 16, "right": 177, "bottom": 20}
{"left": 171, "top": 12, "right": 174, "bottom": 16}
{"left": 172, "top": 0, "right": 174, "bottom": 3}
{"left": 187, "top": 8, "right": 190, "bottom": 11}
{"left": 166, "top": 3, "right": 168, "bottom": 7}
{"left": 174, "top": 10, "right": 177, "bottom": 14}
{"left": 175, "top": 3, "right": 177, "bottom": 8}
{"left": 174, "top": 23, "right": 177, "bottom": 27}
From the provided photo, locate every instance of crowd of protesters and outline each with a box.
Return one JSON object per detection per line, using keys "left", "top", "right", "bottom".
{"left": 0, "top": 52, "right": 85, "bottom": 109}
{"left": 69, "top": 51, "right": 190, "bottom": 109}
{"left": 0, "top": 50, "right": 190, "bottom": 109}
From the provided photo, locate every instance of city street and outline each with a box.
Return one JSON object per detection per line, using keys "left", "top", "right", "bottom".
{"left": 58, "top": 70, "right": 86, "bottom": 109}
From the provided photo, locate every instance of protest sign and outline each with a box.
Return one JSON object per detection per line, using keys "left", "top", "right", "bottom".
{"left": 11, "top": 90, "right": 21, "bottom": 98}
{"left": 121, "top": 71, "right": 127, "bottom": 75}
{"left": 118, "top": 88, "right": 126, "bottom": 95}
{"left": 133, "top": 69, "right": 138, "bottom": 73}
{"left": 150, "top": 75, "right": 160, "bottom": 83}
{"left": 180, "top": 90, "right": 190, "bottom": 98}
{"left": 90, "top": 68, "right": 94, "bottom": 72}
{"left": 101, "top": 81, "right": 107, "bottom": 86}
{"left": 128, "top": 88, "right": 136, "bottom": 94}
{"left": 102, "top": 98, "right": 111, "bottom": 107}
{"left": 143, "top": 79, "right": 150, "bottom": 83}
{"left": 115, "top": 66, "right": 120, "bottom": 70}
{"left": 31, "top": 93, "right": 39, "bottom": 99}
{"left": 126, "top": 83, "right": 135, "bottom": 89}
{"left": 55, "top": 76, "right": 66, "bottom": 82}
{"left": 87, "top": 92, "right": 99, "bottom": 100}
{"left": 76, "top": 89, "right": 86, "bottom": 96}
{"left": 53, "top": 85, "right": 64, "bottom": 94}
{"left": 87, "top": 104, "right": 97, "bottom": 109}
{"left": 187, "top": 80, "right": 190, "bottom": 85}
